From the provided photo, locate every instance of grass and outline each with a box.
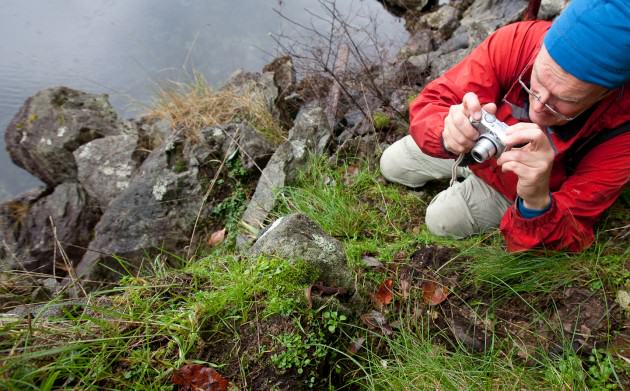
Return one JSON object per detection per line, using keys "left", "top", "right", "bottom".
{"left": 1, "top": 157, "right": 628, "bottom": 389}
{"left": 148, "top": 71, "right": 286, "bottom": 144}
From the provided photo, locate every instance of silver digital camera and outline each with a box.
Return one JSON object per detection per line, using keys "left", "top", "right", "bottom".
{"left": 470, "top": 109, "right": 508, "bottom": 163}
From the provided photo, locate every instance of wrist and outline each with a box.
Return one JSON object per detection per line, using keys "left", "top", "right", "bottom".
{"left": 522, "top": 193, "right": 551, "bottom": 210}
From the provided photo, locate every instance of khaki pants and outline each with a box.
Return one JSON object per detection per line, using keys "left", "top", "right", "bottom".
{"left": 380, "top": 135, "right": 512, "bottom": 238}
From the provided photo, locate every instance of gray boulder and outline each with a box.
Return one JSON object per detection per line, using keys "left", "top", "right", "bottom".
{"left": 223, "top": 123, "right": 276, "bottom": 172}
{"left": 422, "top": 5, "right": 461, "bottom": 38}
{"left": 0, "top": 183, "right": 100, "bottom": 274}
{"left": 238, "top": 105, "right": 331, "bottom": 245}
{"left": 539, "top": 0, "right": 567, "bottom": 20}
{"left": 5, "top": 87, "right": 127, "bottom": 186}
{"left": 249, "top": 213, "right": 354, "bottom": 291}
{"left": 74, "top": 134, "right": 139, "bottom": 210}
{"left": 131, "top": 116, "right": 173, "bottom": 164}
{"left": 398, "top": 29, "right": 435, "bottom": 59}
{"left": 223, "top": 70, "right": 278, "bottom": 117}
{"left": 73, "top": 126, "right": 232, "bottom": 283}
{"left": 460, "top": 0, "right": 528, "bottom": 42}
{"left": 380, "top": 0, "right": 431, "bottom": 12}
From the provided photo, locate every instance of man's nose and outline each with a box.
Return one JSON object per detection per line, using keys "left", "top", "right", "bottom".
{"left": 530, "top": 94, "right": 547, "bottom": 112}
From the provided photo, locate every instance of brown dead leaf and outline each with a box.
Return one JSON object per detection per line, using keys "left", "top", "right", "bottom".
{"left": 343, "top": 165, "right": 360, "bottom": 185}
{"left": 360, "top": 310, "right": 393, "bottom": 336}
{"left": 399, "top": 278, "right": 411, "bottom": 300}
{"left": 421, "top": 280, "right": 449, "bottom": 305}
{"left": 371, "top": 278, "right": 394, "bottom": 309}
{"left": 207, "top": 228, "right": 226, "bottom": 247}
{"left": 172, "top": 364, "right": 230, "bottom": 391}
{"left": 347, "top": 337, "right": 366, "bottom": 354}
{"left": 361, "top": 255, "right": 384, "bottom": 269}
{"left": 305, "top": 282, "right": 348, "bottom": 308}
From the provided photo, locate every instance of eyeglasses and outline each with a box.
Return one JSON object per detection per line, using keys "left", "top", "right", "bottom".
{"left": 503, "top": 61, "right": 583, "bottom": 122}
{"left": 516, "top": 70, "right": 579, "bottom": 122}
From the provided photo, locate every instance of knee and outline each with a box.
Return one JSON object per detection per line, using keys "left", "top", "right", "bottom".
{"left": 379, "top": 144, "right": 398, "bottom": 183}
{"left": 425, "top": 192, "right": 473, "bottom": 239}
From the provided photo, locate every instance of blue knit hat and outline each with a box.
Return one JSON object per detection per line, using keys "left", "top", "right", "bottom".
{"left": 544, "top": 0, "right": 630, "bottom": 89}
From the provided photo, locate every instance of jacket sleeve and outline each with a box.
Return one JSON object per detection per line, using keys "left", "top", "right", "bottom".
{"left": 499, "top": 132, "right": 630, "bottom": 252}
{"left": 407, "top": 22, "right": 534, "bottom": 158}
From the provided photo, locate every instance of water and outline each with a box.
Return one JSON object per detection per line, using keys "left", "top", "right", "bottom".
{"left": 0, "top": 0, "right": 406, "bottom": 201}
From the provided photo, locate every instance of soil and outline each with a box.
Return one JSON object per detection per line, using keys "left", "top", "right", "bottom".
{"left": 196, "top": 311, "right": 308, "bottom": 390}
{"left": 386, "top": 244, "right": 627, "bottom": 362}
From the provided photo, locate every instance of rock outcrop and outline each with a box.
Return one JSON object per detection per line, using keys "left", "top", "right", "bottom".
{"left": 249, "top": 213, "right": 354, "bottom": 291}
{"left": 5, "top": 87, "right": 128, "bottom": 186}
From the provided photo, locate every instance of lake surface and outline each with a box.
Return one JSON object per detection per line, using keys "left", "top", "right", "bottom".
{"left": 0, "top": 0, "right": 406, "bottom": 201}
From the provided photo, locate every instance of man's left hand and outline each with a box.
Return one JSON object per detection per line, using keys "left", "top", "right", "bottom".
{"left": 497, "top": 122, "right": 555, "bottom": 210}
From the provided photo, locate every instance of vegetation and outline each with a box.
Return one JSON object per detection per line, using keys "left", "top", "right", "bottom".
{"left": 150, "top": 71, "right": 286, "bottom": 144}
{"left": 1, "top": 155, "right": 628, "bottom": 390}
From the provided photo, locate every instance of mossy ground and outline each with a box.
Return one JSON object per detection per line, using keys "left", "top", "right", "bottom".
{"left": 1, "top": 157, "right": 628, "bottom": 390}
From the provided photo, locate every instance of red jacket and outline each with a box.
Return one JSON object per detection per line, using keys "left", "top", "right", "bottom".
{"left": 409, "top": 21, "right": 630, "bottom": 252}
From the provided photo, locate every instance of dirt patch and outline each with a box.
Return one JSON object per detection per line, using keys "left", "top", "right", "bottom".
{"left": 368, "top": 244, "right": 627, "bottom": 362}
{"left": 196, "top": 313, "right": 299, "bottom": 390}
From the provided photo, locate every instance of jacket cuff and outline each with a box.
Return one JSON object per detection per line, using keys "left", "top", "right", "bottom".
{"left": 516, "top": 196, "right": 552, "bottom": 218}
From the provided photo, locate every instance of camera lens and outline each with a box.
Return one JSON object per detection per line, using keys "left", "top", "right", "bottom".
{"left": 471, "top": 137, "right": 497, "bottom": 163}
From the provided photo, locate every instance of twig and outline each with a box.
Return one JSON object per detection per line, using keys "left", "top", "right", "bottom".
{"left": 49, "top": 217, "right": 87, "bottom": 298}
{"left": 325, "top": 43, "right": 349, "bottom": 129}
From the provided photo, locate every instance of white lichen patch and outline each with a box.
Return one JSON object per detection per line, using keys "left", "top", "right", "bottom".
{"left": 20, "top": 131, "right": 28, "bottom": 144}
{"left": 102, "top": 167, "right": 114, "bottom": 176}
{"left": 39, "top": 138, "right": 52, "bottom": 146}
{"left": 116, "top": 163, "right": 133, "bottom": 178}
{"left": 115, "top": 181, "right": 129, "bottom": 190}
{"left": 77, "top": 144, "right": 91, "bottom": 159}
{"left": 57, "top": 126, "right": 67, "bottom": 137}
{"left": 312, "top": 234, "right": 336, "bottom": 255}
{"left": 152, "top": 177, "right": 169, "bottom": 201}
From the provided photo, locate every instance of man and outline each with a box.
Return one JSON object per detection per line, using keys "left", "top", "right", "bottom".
{"left": 380, "top": 0, "right": 630, "bottom": 252}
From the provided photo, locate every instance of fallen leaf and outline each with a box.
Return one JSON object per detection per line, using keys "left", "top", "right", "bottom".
{"left": 360, "top": 310, "right": 393, "bottom": 336}
{"left": 172, "top": 364, "right": 230, "bottom": 391}
{"left": 343, "top": 165, "right": 360, "bottom": 185}
{"left": 311, "top": 282, "right": 348, "bottom": 296}
{"left": 616, "top": 290, "right": 630, "bottom": 311}
{"left": 371, "top": 278, "right": 394, "bottom": 309}
{"left": 306, "top": 282, "right": 348, "bottom": 309}
{"left": 399, "top": 267, "right": 412, "bottom": 300}
{"left": 421, "top": 280, "right": 449, "bottom": 305}
{"left": 347, "top": 337, "right": 365, "bottom": 354}
{"left": 361, "top": 255, "right": 384, "bottom": 269}
{"left": 207, "top": 228, "right": 226, "bottom": 247}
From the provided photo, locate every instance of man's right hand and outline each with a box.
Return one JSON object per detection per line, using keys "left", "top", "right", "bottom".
{"left": 442, "top": 92, "right": 497, "bottom": 155}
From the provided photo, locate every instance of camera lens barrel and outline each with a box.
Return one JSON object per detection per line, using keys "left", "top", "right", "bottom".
{"left": 471, "top": 136, "right": 498, "bottom": 163}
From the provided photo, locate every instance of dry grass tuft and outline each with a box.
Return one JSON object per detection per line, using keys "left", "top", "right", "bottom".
{"left": 149, "top": 72, "right": 286, "bottom": 144}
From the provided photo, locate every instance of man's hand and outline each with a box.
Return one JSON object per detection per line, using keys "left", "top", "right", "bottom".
{"left": 497, "top": 123, "right": 555, "bottom": 210}
{"left": 443, "top": 92, "right": 497, "bottom": 154}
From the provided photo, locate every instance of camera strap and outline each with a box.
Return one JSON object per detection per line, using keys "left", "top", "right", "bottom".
{"left": 449, "top": 153, "right": 465, "bottom": 187}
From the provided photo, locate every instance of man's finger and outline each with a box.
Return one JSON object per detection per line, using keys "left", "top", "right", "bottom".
{"left": 481, "top": 102, "right": 497, "bottom": 115}
{"left": 504, "top": 125, "right": 548, "bottom": 148}
{"left": 452, "top": 110, "right": 480, "bottom": 140}
{"left": 462, "top": 92, "right": 482, "bottom": 120}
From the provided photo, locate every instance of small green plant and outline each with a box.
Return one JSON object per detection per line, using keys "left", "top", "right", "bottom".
{"left": 587, "top": 348, "right": 620, "bottom": 390}
{"left": 271, "top": 332, "right": 327, "bottom": 375}
{"left": 323, "top": 311, "right": 347, "bottom": 333}
{"left": 372, "top": 112, "right": 391, "bottom": 130}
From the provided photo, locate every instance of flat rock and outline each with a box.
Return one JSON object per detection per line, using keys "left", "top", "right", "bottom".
{"left": 74, "top": 134, "right": 139, "bottom": 210}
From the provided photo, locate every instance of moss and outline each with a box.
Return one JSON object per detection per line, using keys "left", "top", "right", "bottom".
{"left": 372, "top": 111, "right": 391, "bottom": 130}
{"left": 27, "top": 114, "right": 39, "bottom": 125}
